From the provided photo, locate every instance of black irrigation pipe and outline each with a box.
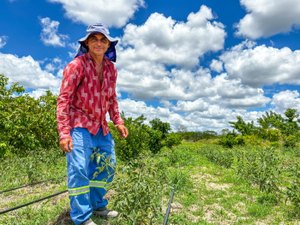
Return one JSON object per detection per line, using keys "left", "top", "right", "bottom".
{"left": 163, "top": 187, "right": 176, "bottom": 225}
{"left": 0, "top": 176, "right": 67, "bottom": 195}
{"left": 0, "top": 189, "right": 68, "bottom": 215}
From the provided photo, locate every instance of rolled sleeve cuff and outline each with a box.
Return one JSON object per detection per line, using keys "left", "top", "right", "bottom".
{"left": 114, "top": 118, "right": 124, "bottom": 126}
{"left": 59, "top": 132, "right": 71, "bottom": 141}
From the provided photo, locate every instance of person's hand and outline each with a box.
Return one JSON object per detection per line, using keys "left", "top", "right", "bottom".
{"left": 116, "top": 124, "right": 128, "bottom": 138}
{"left": 59, "top": 137, "right": 73, "bottom": 153}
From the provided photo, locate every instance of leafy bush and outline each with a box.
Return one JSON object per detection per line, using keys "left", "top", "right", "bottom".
{"left": 111, "top": 158, "right": 168, "bottom": 224}
{"left": 110, "top": 115, "right": 151, "bottom": 160}
{"left": 200, "top": 145, "right": 234, "bottom": 168}
{"left": 236, "top": 147, "right": 281, "bottom": 193}
{"left": 110, "top": 115, "right": 181, "bottom": 160}
{"left": 228, "top": 109, "right": 300, "bottom": 149}
{"left": 286, "top": 163, "right": 300, "bottom": 216}
{"left": 0, "top": 74, "right": 58, "bottom": 157}
{"left": 219, "top": 132, "right": 244, "bottom": 148}
{"left": 180, "top": 131, "right": 218, "bottom": 142}
{"left": 164, "top": 133, "right": 182, "bottom": 148}
{"left": 283, "top": 135, "right": 298, "bottom": 148}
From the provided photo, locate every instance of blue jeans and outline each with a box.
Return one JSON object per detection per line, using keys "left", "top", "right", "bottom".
{"left": 67, "top": 127, "right": 116, "bottom": 225}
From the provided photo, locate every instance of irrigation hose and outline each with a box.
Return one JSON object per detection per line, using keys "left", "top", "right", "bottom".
{"left": 163, "top": 187, "right": 176, "bottom": 225}
{"left": 0, "top": 190, "right": 67, "bottom": 215}
{"left": 0, "top": 176, "right": 67, "bottom": 195}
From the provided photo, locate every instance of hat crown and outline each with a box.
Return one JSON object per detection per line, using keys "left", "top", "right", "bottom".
{"left": 86, "top": 23, "right": 110, "bottom": 35}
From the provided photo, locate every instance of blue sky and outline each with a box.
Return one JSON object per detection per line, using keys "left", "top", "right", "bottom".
{"left": 0, "top": 0, "right": 300, "bottom": 132}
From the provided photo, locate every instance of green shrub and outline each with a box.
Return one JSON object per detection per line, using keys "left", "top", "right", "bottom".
{"left": 200, "top": 145, "right": 234, "bottom": 168}
{"left": 164, "top": 133, "right": 182, "bottom": 148}
{"left": 111, "top": 158, "right": 168, "bottom": 224}
{"left": 218, "top": 132, "right": 239, "bottom": 148}
{"left": 236, "top": 147, "right": 281, "bottom": 193}
{"left": 0, "top": 74, "right": 58, "bottom": 157}
{"left": 286, "top": 163, "right": 300, "bottom": 216}
{"left": 110, "top": 115, "right": 151, "bottom": 160}
{"left": 283, "top": 135, "right": 298, "bottom": 148}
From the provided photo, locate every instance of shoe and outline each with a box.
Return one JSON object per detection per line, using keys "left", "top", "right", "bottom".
{"left": 82, "top": 218, "right": 97, "bottom": 225}
{"left": 94, "top": 207, "right": 118, "bottom": 218}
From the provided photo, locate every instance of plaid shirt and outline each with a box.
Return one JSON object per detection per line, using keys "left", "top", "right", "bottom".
{"left": 56, "top": 53, "right": 124, "bottom": 140}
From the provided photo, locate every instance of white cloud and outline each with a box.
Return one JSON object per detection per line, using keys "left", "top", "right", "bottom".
{"left": 44, "top": 57, "right": 63, "bottom": 73}
{"left": 119, "top": 98, "right": 263, "bottom": 132}
{"left": 120, "top": 5, "right": 226, "bottom": 68}
{"left": 271, "top": 90, "right": 300, "bottom": 113}
{"left": 210, "top": 59, "right": 223, "bottom": 73}
{"left": 48, "top": 0, "right": 145, "bottom": 28}
{"left": 236, "top": 0, "right": 300, "bottom": 39}
{"left": 117, "top": 5, "right": 228, "bottom": 102}
{"left": 0, "top": 36, "right": 8, "bottom": 48}
{"left": 118, "top": 98, "right": 199, "bottom": 131}
{"left": 40, "top": 17, "right": 68, "bottom": 47}
{"left": 0, "top": 53, "right": 61, "bottom": 89}
{"left": 173, "top": 99, "right": 209, "bottom": 112}
{"left": 220, "top": 42, "right": 300, "bottom": 87}
{"left": 28, "top": 87, "right": 60, "bottom": 99}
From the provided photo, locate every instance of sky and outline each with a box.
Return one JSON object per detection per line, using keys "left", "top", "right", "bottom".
{"left": 0, "top": 0, "right": 300, "bottom": 132}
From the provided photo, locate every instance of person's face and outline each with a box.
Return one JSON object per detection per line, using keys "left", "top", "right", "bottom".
{"left": 85, "top": 33, "right": 110, "bottom": 58}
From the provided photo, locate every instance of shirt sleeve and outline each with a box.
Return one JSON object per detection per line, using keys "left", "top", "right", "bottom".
{"left": 56, "top": 60, "right": 83, "bottom": 140}
{"left": 108, "top": 66, "right": 124, "bottom": 126}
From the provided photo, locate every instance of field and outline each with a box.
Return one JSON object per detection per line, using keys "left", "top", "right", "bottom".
{"left": 1, "top": 140, "right": 299, "bottom": 225}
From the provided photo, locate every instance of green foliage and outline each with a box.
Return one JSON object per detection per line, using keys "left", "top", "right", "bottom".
{"left": 236, "top": 147, "right": 281, "bottom": 193}
{"left": 90, "top": 147, "right": 115, "bottom": 180}
{"left": 164, "top": 133, "right": 183, "bottom": 148}
{"left": 230, "top": 116, "right": 257, "bottom": 135}
{"left": 200, "top": 144, "right": 234, "bottom": 168}
{"left": 110, "top": 115, "right": 181, "bottom": 160}
{"left": 179, "top": 130, "right": 218, "bottom": 142}
{"left": 286, "top": 163, "right": 300, "bottom": 216}
{"left": 218, "top": 131, "right": 245, "bottom": 148}
{"left": 111, "top": 158, "right": 168, "bottom": 224}
{"left": 0, "top": 74, "right": 58, "bottom": 157}
{"left": 147, "top": 127, "right": 163, "bottom": 154}
{"left": 149, "top": 118, "right": 171, "bottom": 138}
{"left": 110, "top": 115, "right": 151, "bottom": 160}
{"left": 283, "top": 135, "right": 299, "bottom": 148}
{"left": 229, "top": 108, "right": 300, "bottom": 149}
{"left": 257, "top": 111, "right": 285, "bottom": 130}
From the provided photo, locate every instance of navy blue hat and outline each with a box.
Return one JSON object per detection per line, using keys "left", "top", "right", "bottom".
{"left": 75, "top": 23, "right": 118, "bottom": 62}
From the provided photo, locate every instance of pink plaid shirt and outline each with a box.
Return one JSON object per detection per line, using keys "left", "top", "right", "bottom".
{"left": 56, "top": 53, "right": 124, "bottom": 140}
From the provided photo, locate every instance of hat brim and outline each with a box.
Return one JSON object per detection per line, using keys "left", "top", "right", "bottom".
{"left": 78, "top": 31, "right": 118, "bottom": 45}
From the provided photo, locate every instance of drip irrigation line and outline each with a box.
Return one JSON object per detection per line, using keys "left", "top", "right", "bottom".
{"left": 0, "top": 176, "right": 66, "bottom": 195}
{"left": 163, "top": 187, "right": 176, "bottom": 225}
{"left": 0, "top": 189, "right": 68, "bottom": 215}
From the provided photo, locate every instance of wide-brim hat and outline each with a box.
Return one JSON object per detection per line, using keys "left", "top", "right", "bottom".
{"left": 75, "top": 23, "right": 118, "bottom": 62}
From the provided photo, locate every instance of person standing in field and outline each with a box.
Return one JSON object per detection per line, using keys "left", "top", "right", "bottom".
{"left": 56, "top": 23, "right": 128, "bottom": 225}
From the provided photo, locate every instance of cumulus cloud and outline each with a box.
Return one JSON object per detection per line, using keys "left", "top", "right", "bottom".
{"left": 43, "top": 57, "right": 64, "bottom": 73}
{"left": 0, "top": 53, "right": 61, "bottom": 89}
{"left": 271, "top": 90, "right": 300, "bottom": 113}
{"left": 236, "top": 0, "right": 300, "bottom": 39}
{"left": 120, "top": 5, "right": 226, "bottom": 68}
{"left": 220, "top": 41, "right": 300, "bottom": 87}
{"left": 117, "top": 5, "right": 228, "bottom": 102}
{"left": 28, "top": 87, "right": 60, "bottom": 99}
{"left": 210, "top": 59, "right": 223, "bottom": 73}
{"left": 40, "top": 17, "right": 68, "bottom": 47}
{"left": 117, "top": 97, "right": 268, "bottom": 132}
{"left": 0, "top": 36, "right": 8, "bottom": 48}
{"left": 48, "top": 0, "right": 145, "bottom": 27}
{"left": 118, "top": 98, "right": 199, "bottom": 131}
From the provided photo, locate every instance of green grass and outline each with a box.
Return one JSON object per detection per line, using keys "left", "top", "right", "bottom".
{"left": 0, "top": 141, "right": 299, "bottom": 224}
